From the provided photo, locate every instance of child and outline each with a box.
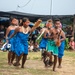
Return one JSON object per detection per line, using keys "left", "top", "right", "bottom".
{"left": 28, "top": 41, "right": 34, "bottom": 52}
{"left": 33, "top": 42, "right": 39, "bottom": 52}
{"left": 69, "top": 37, "right": 75, "bottom": 50}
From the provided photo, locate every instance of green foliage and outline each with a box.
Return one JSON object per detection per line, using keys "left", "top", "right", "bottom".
{"left": 61, "top": 17, "right": 73, "bottom": 25}
{"left": 65, "top": 38, "right": 70, "bottom": 50}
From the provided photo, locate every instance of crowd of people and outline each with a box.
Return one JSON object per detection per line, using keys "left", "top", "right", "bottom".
{"left": 0, "top": 17, "right": 75, "bottom": 72}
{"left": 65, "top": 26, "right": 75, "bottom": 50}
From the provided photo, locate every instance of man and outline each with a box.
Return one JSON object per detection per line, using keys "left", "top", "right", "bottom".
{"left": 54, "top": 19, "right": 66, "bottom": 68}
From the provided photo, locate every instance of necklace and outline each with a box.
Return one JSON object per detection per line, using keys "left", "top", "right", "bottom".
{"left": 11, "top": 24, "right": 16, "bottom": 26}
{"left": 22, "top": 26, "right": 28, "bottom": 34}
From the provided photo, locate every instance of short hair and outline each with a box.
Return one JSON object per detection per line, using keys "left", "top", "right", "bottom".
{"left": 47, "top": 19, "right": 53, "bottom": 23}
{"left": 54, "top": 19, "right": 60, "bottom": 24}
{"left": 46, "top": 19, "right": 53, "bottom": 25}
{"left": 22, "top": 17, "right": 29, "bottom": 23}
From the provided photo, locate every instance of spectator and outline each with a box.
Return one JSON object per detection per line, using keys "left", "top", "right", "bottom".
{"left": 69, "top": 37, "right": 75, "bottom": 50}
{"left": 66, "top": 26, "right": 74, "bottom": 42}
{"left": 0, "top": 25, "right": 5, "bottom": 45}
{"left": 33, "top": 42, "right": 39, "bottom": 52}
{"left": 32, "top": 29, "right": 39, "bottom": 44}
{"left": 65, "top": 26, "right": 69, "bottom": 50}
{"left": 28, "top": 41, "right": 34, "bottom": 52}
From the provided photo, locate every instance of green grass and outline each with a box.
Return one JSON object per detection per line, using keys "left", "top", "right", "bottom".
{"left": 0, "top": 50, "right": 75, "bottom": 75}
{"left": 65, "top": 50, "right": 75, "bottom": 58}
{"left": 27, "top": 52, "right": 41, "bottom": 60}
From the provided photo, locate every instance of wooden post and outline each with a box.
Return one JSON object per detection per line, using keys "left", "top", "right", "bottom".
{"left": 73, "top": 15, "right": 75, "bottom": 50}
{"left": 73, "top": 15, "right": 75, "bottom": 42}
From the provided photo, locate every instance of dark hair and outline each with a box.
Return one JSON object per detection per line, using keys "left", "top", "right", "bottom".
{"left": 9, "top": 16, "right": 17, "bottom": 25}
{"left": 22, "top": 17, "right": 29, "bottom": 23}
{"left": 10, "top": 16, "right": 17, "bottom": 22}
{"left": 54, "top": 19, "right": 60, "bottom": 24}
{"left": 47, "top": 19, "right": 53, "bottom": 23}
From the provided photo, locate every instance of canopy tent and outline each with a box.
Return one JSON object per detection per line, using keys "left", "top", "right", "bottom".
{"left": 0, "top": 11, "right": 74, "bottom": 22}
{"left": 0, "top": 11, "right": 74, "bottom": 28}
{"left": 0, "top": 11, "right": 46, "bottom": 22}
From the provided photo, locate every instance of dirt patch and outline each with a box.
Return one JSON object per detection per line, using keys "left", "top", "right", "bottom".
{"left": 25, "top": 56, "right": 75, "bottom": 75}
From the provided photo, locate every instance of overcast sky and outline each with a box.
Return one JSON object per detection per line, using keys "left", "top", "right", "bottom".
{"left": 0, "top": 0, "right": 75, "bottom": 15}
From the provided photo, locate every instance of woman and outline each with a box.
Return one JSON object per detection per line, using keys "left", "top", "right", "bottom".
{"left": 5, "top": 17, "right": 18, "bottom": 65}
{"left": 10, "top": 18, "right": 42, "bottom": 68}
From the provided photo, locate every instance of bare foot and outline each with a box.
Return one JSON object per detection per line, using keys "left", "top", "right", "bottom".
{"left": 53, "top": 67, "right": 57, "bottom": 72}
{"left": 53, "top": 70, "right": 57, "bottom": 72}
{"left": 58, "top": 65, "right": 62, "bottom": 68}
{"left": 53, "top": 69, "right": 57, "bottom": 72}
{"left": 21, "top": 66, "right": 24, "bottom": 68}
{"left": 8, "top": 62, "right": 12, "bottom": 65}
{"left": 13, "top": 62, "right": 20, "bottom": 66}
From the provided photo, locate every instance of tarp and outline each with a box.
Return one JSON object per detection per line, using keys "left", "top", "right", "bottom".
{"left": 0, "top": 11, "right": 74, "bottom": 22}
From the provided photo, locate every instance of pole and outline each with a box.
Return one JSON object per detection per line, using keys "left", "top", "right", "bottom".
{"left": 73, "top": 15, "right": 75, "bottom": 42}
{"left": 73, "top": 15, "right": 75, "bottom": 50}
{"left": 50, "top": 0, "right": 52, "bottom": 15}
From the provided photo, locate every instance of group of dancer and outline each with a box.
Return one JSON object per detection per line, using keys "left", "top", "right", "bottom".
{"left": 4, "top": 17, "right": 66, "bottom": 71}
{"left": 39, "top": 19, "right": 66, "bottom": 71}
{"left": 5, "top": 17, "right": 42, "bottom": 68}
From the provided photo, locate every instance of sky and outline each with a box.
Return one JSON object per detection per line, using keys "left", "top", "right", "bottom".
{"left": 0, "top": 0, "right": 75, "bottom": 15}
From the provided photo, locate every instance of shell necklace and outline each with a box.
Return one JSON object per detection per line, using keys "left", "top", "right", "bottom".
{"left": 22, "top": 26, "right": 28, "bottom": 34}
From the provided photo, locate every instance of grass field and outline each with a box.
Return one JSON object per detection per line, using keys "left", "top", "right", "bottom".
{"left": 0, "top": 50, "right": 75, "bottom": 75}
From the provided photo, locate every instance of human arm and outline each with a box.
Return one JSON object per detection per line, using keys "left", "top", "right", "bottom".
{"left": 5, "top": 27, "right": 10, "bottom": 40}
{"left": 30, "top": 19, "right": 42, "bottom": 33}
{"left": 9, "top": 27, "right": 20, "bottom": 38}
{"left": 60, "top": 30, "right": 66, "bottom": 42}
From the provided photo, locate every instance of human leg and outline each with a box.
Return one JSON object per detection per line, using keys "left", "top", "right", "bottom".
{"left": 11, "top": 52, "right": 15, "bottom": 64}
{"left": 21, "top": 54, "right": 27, "bottom": 68}
{"left": 58, "top": 53, "right": 63, "bottom": 68}
{"left": 49, "top": 52, "right": 53, "bottom": 66}
{"left": 13, "top": 53, "right": 23, "bottom": 66}
{"left": 53, "top": 55, "right": 57, "bottom": 71}
{"left": 58, "top": 57, "right": 62, "bottom": 68}
{"left": 58, "top": 41, "right": 65, "bottom": 68}
{"left": 8, "top": 51, "right": 12, "bottom": 65}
